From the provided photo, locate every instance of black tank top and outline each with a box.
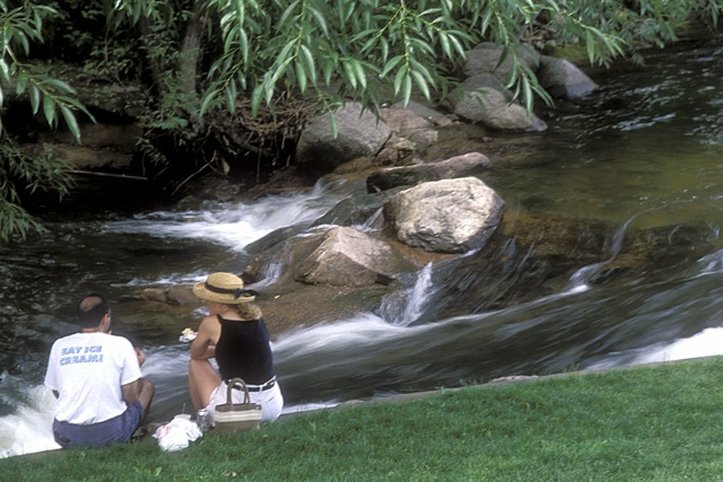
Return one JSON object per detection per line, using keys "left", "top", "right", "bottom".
{"left": 214, "top": 315, "right": 275, "bottom": 384}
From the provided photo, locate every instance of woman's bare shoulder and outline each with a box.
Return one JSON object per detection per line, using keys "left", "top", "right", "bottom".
{"left": 198, "top": 315, "right": 220, "bottom": 329}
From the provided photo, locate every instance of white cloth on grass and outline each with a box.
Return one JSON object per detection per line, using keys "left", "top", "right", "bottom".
{"left": 153, "top": 415, "right": 203, "bottom": 452}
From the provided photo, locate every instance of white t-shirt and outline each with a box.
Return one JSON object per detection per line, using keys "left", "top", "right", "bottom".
{"left": 44, "top": 332, "right": 143, "bottom": 425}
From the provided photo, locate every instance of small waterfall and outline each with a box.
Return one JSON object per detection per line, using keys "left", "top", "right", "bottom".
{"left": 250, "top": 261, "right": 285, "bottom": 288}
{"left": 699, "top": 248, "right": 723, "bottom": 275}
{"left": 566, "top": 209, "right": 652, "bottom": 291}
{"left": 378, "top": 263, "right": 435, "bottom": 326}
{"left": 101, "top": 180, "right": 343, "bottom": 251}
{"left": 355, "top": 207, "right": 384, "bottom": 232}
{"left": 0, "top": 376, "right": 61, "bottom": 458}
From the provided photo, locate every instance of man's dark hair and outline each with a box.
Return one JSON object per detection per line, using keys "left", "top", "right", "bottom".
{"left": 77, "top": 294, "right": 109, "bottom": 328}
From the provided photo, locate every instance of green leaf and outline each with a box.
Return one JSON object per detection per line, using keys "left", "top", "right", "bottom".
{"left": 43, "top": 78, "right": 77, "bottom": 95}
{"left": 43, "top": 94, "right": 56, "bottom": 127}
{"left": 263, "top": 78, "right": 275, "bottom": 106}
{"left": 322, "top": 59, "right": 334, "bottom": 85}
{"left": 343, "top": 60, "right": 357, "bottom": 90}
{"left": 225, "top": 81, "right": 237, "bottom": 113}
{"left": 393, "top": 66, "right": 407, "bottom": 96}
{"left": 0, "top": 60, "right": 9, "bottom": 83}
{"left": 380, "top": 55, "right": 404, "bottom": 78}
{"left": 239, "top": 28, "right": 249, "bottom": 63}
{"left": 29, "top": 85, "right": 40, "bottom": 114}
{"left": 60, "top": 105, "right": 81, "bottom": 143}
{"left": 278, "top": 0, "right": 301, "bottom": 29}
{"left": 328, "top": 113, "right": 338, "bottom": 139}
{"left": 351, "top": 59, "right": 366, "bottom": 89}
{"left": 16, "top": 31, "right": 30, "bottom": 55}
{"left": 523, "top": 77, "right": 533, "bottom": 113}
{"left": 439, "top": 32, "right": 451, "bottom": 58}
{"left": 448, "top": 33, "right": 466, "bottom": 57}
{"left": 295, "top": 60, "right": 307, "bottom": 92}
{"left": 16, "top": 72, "right": 27, "bottom": 95}
{"left": 409, "top": 58, "right": 434, "bottom": 84}
{"left": 585, "top": 30, "right": 595, "bottom": 64}
{"left": 401, "top": 74, "right": 412, "bottom": 106}
{"left": 411, "top": 70, "right": 430, "bottom": 100}
{"left": 250, "top": 84, "right": 264, "bottom": 116}
{"left": 200, "top": 89, "right": 220, "bottom": 117}
{"left": 299, "top": 45, "right": 317, "bottom": 84}
{"left": 309, "top": 6, "right": 329, "bottom": 37}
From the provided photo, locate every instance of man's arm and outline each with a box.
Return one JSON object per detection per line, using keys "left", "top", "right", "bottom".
{"left": 121, "top": 377, "right": 156, "bottom": 422}
{"left": 121, "top": 378, "right": 143, "bottom": 404}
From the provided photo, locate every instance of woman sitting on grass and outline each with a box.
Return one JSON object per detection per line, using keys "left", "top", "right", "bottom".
{"left": 188, "top": 272, "right": 283, "bottom": 423}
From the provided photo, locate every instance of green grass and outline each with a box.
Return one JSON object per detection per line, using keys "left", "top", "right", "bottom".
{"left": 2, "top": 357, "right": 722, "bottom": 481}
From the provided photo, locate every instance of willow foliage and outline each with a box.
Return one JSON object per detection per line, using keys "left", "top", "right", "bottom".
{"left": 1, "top": 0, "right": 721, "bottom": 241}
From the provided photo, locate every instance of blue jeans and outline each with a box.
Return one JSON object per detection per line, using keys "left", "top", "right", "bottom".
{"left": 53, "top": 401, "right": 143, "bottom": 449}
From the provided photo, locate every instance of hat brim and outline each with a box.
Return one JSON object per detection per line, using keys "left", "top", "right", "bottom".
{"left": 192, "top": 281, "right": 256, "bottom": 304}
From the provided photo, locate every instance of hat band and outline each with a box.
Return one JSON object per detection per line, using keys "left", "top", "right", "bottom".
{"left": 204, "top": 282, "right": 245, "bottom": 299}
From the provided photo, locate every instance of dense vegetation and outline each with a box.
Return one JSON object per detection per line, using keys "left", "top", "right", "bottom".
{"left": 0, "top": 0, "right": 721, "bottom": 241}
{"left": 1, "top": 357, "right": 722, "bottom": 480}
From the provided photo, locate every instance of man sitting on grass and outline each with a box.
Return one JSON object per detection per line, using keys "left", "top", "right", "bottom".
{"left": 44, "top": 294, "right": 154, "bottom": 448}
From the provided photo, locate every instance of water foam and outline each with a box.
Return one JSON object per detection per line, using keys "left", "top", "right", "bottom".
{"left": 0, "top": 382, "right": 60, "bottom": 459}
{"left": 101, "top": 188, "right": 341, "bottom": 251}
{"left": 633, "top": 327, "right": 723, "bottom": 364}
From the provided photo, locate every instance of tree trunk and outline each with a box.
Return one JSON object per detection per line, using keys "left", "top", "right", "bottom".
{"left": 178, "top": 3, "right": 206, "bottom": 94}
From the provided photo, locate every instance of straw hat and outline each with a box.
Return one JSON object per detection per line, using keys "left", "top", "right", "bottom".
{"left": 192, "top": 272, "right": 256, "bottom": 304}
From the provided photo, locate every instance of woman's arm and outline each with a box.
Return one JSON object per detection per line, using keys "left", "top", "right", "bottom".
{"left": 190, "top": 316, "right": 217, "bottom": 360}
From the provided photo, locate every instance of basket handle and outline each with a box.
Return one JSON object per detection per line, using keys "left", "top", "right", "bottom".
{"left": 226, "top": 378, "right": 251, "bottom": 404}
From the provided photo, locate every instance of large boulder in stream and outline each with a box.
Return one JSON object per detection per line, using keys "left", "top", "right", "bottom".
{"left": 384, "top": 177, "right": 504, "bottom": 253}
{"left": 453, "top": 74, "right": 547, "bottom": 132}
{"left": 296, "top": 102, "right": 392, "bottom": 175}
{"left": 537, "top": 56, "right": 599, "bottom": 99}
{"left": 463, "top": 42, "right": 541, "bottom": 82}
{"left": 295, "top": 226, "right": 417, "bottom": 286}
{"left": 240, "top": 224, "right": 431, "bottom": 332}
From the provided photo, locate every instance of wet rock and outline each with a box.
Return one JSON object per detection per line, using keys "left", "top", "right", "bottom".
{"left": 140, "top": 288, "right": 168, "bottom": 303}
{"left": 374, "top": 136, "right": 418, "bottom": 166}
{"left": 453, "top": 74, "right": 547, "bottom": 132}
{"left": 380, "top": 105, "right": 436, "bottom": 134}
{"left": 384, "top": 177, "right": 504, "bottom": 253}
{"left": 379, "top": 105, "right": 440, "bottom": 151}
{"left": 138, "top": 286, "right": 198, "bottom": 306}
{"left": 367, "top": 152, "right": 492, "bottom": 192}
{"left": 311, "top": 190, "right": 394, "bottom": 228}
{"left": 389, "top": 100, "right": 454, "bottom": 127}
{"left": 167, "top": 285, "right": 197, "bottom": 305}
{"left": 295, "top": 226, "right": 416, "bottom": 286}
{"left": 175, "top": 173, "right": 244, "bottom": 208}
{"left": 464, "top": 42, "right": 541, "bottom": 82}
{"left": 538, "top": 56, "right": 599, "bottom": 99}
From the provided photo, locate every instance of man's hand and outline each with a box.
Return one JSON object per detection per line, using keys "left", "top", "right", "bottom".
{"left": 135, "top": 347, "right": 145, "bottom": 367}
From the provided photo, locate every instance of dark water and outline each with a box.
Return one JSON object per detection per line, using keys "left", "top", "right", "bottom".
{"left": 1, "top": 36, "right": 721, "bottom": 457}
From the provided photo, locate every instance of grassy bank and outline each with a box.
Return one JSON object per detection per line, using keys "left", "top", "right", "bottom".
{"left": 2, "top": 357, "right": 722, "bottom": 481}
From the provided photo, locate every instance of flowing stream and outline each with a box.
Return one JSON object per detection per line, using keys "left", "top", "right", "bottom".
{"left": 1, "top": 36, "right": 721, "bottom": 458}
